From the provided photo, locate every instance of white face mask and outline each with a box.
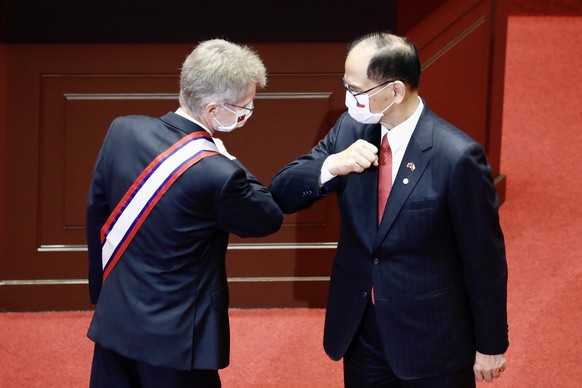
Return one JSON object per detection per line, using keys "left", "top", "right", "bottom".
{"left": 214, "top": 102, "right": 253, "bottom": 132}
{"left": 345, "top": 81, "right": 395, "bottom": 124}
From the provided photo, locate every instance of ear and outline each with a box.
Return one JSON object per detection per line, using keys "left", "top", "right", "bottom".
{"left": 392, "top": 81, "right": 406, "bottom": 103}
{"left": 204, "top": 102, "right": 220, "bottom": 116}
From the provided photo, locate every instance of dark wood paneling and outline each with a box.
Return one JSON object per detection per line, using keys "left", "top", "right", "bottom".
{"left": 1, "top": 0, "right": 396, "bottom": 43}
{"left": 411, "top": 0, "right": 492, "bottom": 146}
{"left": 0, "top": 43, "right": 346, "bottom": 310}
{"left": 0, "top": 284, "right": 92, "bottom": 312}
{"left": 396, "top": 0, "right": 449, "bottom": 33}
{"left": 0, "top": 0, "right": 508, "bottom": 311}
{"left": 229, "top": 281, "right": 330, "bottom": 309}
{"left": 0, "top": 281, "right": 332, "bottom": 312}
{"left": 227, "top": 249, "right": 335, "bottom": 278}
{"left": 39, "top": 76, "right": 179, "bottom": 246}
{"left": 406, "top": 0, "right": 507, "bottom": 202}
{"left": 0, "top": 43, "right": 6, "bottom": 302}
{"left": 486, "top": 0, "right": 509, "bottom": 200}
{"left": 37, "top": 73, "right": 345, "bottom": 248}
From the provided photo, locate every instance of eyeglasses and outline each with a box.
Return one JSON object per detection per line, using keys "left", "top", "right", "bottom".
{"left": 343, "top": 79, "right": 398, "bottom": 107}
{"left": 224, "top": 102, "right": 254, "bottom": 113}
{"left": 343, "top": 79, "right": 397, "bottom": 97}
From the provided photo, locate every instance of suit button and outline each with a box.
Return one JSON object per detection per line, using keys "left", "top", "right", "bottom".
{"left": 373, "top": 258, "right": 379, "bottom": 265}
{"left": 362, "top": 291, "right": 368, "bottom": 298}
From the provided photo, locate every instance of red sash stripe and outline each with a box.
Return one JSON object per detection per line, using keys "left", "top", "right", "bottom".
{"left": 100, "top": 131, "right": 218, "bottom": 282}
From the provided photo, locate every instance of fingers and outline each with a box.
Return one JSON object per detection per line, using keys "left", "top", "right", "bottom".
{"left": 473, "top": 363, "right": 506, "bottom": 383}
{"left": 326, "top": 139, "right": 381, "bottom": 176}
{"left": 352, "top": 155, "right": 374, "bottom": 172}
{"left": 351, "top": 140, "right": 378, "bottom": 167}
{"left": 473, "top": 351, "right": 506, "bottom": 383}
{"left": 474, "top": 369, "right": 494, "bottom": 383}
{"left": 354, "top": 139, "right": 379, "bottom": 154}
{"left": 478, "top": 370, "right": 501, "bottom": 383}
{"left": 331, "top": 140, "right": 378, "bottom": 175}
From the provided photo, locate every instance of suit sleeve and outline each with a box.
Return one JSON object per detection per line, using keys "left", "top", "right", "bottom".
{"left": 216, "top": 160, "right": 283, "bottom": 238}
{"left": 448, "top": 142, "right": 509, "bottom": 355}
{"left": 269, "top": 123, "right": 342, "bottom": 214}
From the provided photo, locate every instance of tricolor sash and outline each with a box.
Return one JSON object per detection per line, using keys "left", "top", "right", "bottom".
{"left": 100, "top": 131, "right": 219, "bottom": 282}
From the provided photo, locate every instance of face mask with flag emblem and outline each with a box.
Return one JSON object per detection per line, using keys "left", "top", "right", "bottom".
{"left": 344, "top": 81, "right": 395, "bottom": 124}
{"left": 214, "top": 102, "right": 253, "bottom": 132}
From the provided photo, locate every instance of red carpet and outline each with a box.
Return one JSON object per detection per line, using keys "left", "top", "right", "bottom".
{"left": 1, "top": 15, "right": 581, "bottom": 388}
{"left": 0, "top": 309, "right": 342, "bottom": 387}
{"left": 491, "top": 14, "right": 582, "bottom": 388}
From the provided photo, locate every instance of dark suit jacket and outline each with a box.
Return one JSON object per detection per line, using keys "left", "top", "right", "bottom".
{"left": 269, "top": 104, "right": 508, "bottom": 379}
{"left": 86, "top": 112, "right": 283, "bottom": 370}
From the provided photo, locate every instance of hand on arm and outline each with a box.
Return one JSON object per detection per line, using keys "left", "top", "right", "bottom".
{"left": 473, "top": 351, "right": 506, "bottom": 383}
{"left": 325, "top": 139, "right": 378, "bottom": 176}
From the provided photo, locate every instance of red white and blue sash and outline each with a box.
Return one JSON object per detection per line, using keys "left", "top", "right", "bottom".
{"left": 100, "top": 131, "right": 219, "bottom": 282}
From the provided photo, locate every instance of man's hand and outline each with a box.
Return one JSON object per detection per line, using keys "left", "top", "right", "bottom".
{"left": 473, "top": 351, "right": 506, "bottom": 383}
{"left": 326, "top": 139, "right": 379, "bottom": 176}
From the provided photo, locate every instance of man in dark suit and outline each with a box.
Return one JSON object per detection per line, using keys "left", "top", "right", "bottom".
{"left": 86, "top": 39, "right": 283, "bottom": 387}
{"left": 269, "top": 32, "right": 508, "bottom": 387}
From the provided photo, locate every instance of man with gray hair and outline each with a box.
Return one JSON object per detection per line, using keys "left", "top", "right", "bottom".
{"left": 86, "top": 39, "right": 283, "bottom": 387}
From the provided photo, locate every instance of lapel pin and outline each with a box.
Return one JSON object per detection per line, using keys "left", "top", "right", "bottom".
{"left": 403, "top": 178, "right": 409, "bottom": 184}
{"left": 406, "top": 162, "right": 416, "bottom": 172}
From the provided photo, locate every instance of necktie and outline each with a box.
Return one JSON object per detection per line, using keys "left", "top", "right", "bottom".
{"left": 378, "top": 133, "right": 392, "bottom": 224}
{"left": 372, "top": 134, "right": 392, "bottom": 304}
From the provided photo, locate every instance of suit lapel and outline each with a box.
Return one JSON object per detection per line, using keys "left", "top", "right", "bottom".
{"left": 373, "top": 110, "right": 434, "bottom": 251}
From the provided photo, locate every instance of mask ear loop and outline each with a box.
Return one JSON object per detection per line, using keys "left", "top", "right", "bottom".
{"left": 214, "top": 104, "right": 237, "bottom": 131}
{"left": 379, "top": 100, "right": 395, "bottom": 114}
{"left": 371, "top": 81, "right": 397, "bottom": 115}
{"left": 368, "top": 81, "right": 394, "bottom": 99}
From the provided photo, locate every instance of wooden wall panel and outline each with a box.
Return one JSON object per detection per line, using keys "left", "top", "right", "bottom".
{"left": 0, "top": 44, "right": 346, "bottom": 310}
{"left": 406, "top": 0, "right": 508, "bottom": 188}
{"left": 413, "top": 3, "right": 492, "bottom": 146}
{"left": 37, "top": 75, "right": 345, "bottom": 245}
{"left": 0, "top": 0, "right": 508, "bottom": 311}
{"left": 0, "top": 44, "right": 6, "bottom": 294}
{"left": 39, "top": 76, "right": 179, "bottom": 246}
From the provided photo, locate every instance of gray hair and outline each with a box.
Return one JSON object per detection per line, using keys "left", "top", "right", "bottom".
{"left": 179, "top": 39, "right": 267, "bottom": 115}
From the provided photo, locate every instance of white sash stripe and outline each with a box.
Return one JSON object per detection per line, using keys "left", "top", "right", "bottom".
{"left": 102, "top": 138, "right": 218, "bottom": 270}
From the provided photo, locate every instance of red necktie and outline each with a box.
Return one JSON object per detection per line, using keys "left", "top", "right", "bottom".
{"left": 372, "top": 134, "right": 391, "bottom": 304}
{"left": 378, "top": 133, "right": 392, "bottom": 224}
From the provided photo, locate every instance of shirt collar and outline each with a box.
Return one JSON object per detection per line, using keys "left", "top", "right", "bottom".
{"left": 175, "top": 108, "right": 213, "bottom": 136}
{"left": 381, "top": 96, "right": 424, "bottom": 153}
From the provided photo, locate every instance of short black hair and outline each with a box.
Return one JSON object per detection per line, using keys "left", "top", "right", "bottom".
{"left": 348, "top": 32, "right": 421, "bottom": 89}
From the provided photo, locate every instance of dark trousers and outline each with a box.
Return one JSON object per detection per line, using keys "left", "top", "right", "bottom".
{"left": 343, "top": 301, "right": 475, "bottom": 388}
{"left": 90, "top": 343, "right": 221, "bottom": 388}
